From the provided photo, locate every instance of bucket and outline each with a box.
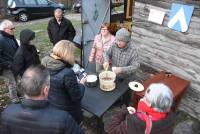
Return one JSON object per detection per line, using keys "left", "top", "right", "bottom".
{"left": 99, "top": 71, "right": 116, "bottom": 91}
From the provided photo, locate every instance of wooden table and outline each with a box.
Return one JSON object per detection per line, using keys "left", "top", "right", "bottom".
{"left": 132, "top": 71, "right": 190, "bottom": 111}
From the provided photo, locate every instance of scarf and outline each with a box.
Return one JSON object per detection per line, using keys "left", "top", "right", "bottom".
{"left": 137, "top": 100, "right": 167, "bottom": 121}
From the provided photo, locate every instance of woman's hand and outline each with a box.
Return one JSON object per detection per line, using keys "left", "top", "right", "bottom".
{"left": 127, "top": 106, "right": 136, "bottom": 114}
{"left": 89, "top": 59, "right": 93, "bottom": 63}
{"left": 79, "top": 77, "right": 86, "bottom": 85}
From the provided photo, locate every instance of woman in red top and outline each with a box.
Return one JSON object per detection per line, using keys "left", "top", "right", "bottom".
{"left": 107, "top": 83, "right": 174, "bottom": 134}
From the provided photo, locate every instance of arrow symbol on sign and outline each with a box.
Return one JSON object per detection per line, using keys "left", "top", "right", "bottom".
{"left": 168, "top": 7, "right": 188, "bottom": 32}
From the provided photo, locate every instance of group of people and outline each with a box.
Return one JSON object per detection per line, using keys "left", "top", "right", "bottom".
{"left": 0, "top": 8, "right": 84, "bottom": 134}
{"left": 88, "top": 22, "right": 140, "bottom": 77}
{"left": 0, "top": 7, "right": 175, "bottom": 134}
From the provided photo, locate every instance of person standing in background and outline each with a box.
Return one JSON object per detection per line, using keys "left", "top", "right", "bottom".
{"left": 13, "top": 29, "right": 40, "bottom": 77}
{"left": 89, "top": 23, "right": 115, "bottom": 73}
{"left": 47, "top": 8, "right": 76, "bottom": 45}
{"left": 0, "top": 20, "right": 19, "bottom": 103}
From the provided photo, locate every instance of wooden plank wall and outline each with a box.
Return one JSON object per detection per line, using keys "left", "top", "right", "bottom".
{"left": 132, "top": 0, "right": 200, "bottom": 119}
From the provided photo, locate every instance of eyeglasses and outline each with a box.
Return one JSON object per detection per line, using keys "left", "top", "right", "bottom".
{"left": 10, "top": 27, "right": 15, "bottom": 30}
{"left": 6, "top": 27, "right": 15, "bottom": 31}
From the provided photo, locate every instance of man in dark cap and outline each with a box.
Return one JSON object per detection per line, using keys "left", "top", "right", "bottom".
{"left": 103, "top": 28, "right": 140, "bottom": 77}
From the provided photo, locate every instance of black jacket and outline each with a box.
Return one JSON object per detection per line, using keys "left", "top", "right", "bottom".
{"left": 47, "top": 17, "right": 76, "bottom": 45}
{"left": 12, "top": 29, "right": 40, "bottom": 76}
{"left": 41, "top": 56, "right": 85, "bottom": 124}
{"left": 0, "top": 31, "right": 18, "bottom": 70}
{"left": 1, "top": 99, "right": 84, "bottom": 134}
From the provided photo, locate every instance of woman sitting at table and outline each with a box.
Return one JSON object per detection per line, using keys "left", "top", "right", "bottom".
{"left": 41, "top": 40, "right": 85, "bottom": 124}
{"left": 106, "top": 83, "right": 175, "bottom": 134}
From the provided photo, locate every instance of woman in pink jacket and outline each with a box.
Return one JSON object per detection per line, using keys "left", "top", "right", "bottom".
{"left": 89, "top": 23, "right": 115, "bottom": 73}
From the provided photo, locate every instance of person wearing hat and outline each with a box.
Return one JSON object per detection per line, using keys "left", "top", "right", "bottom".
{"left": 103, "top": 28, "right": 140, "bottom": 77}
{"left": 13, "top": 29, "right": 40, "bottom": 77}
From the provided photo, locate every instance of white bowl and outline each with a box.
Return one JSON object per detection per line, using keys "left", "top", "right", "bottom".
{"left": 86, "top": 75, "right": 97, "bottom": 82}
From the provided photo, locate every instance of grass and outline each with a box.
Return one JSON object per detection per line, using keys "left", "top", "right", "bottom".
{"left": 15, "top": 19, "right": 81, "bottom": 58}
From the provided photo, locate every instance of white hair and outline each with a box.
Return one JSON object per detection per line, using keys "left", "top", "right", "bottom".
{"left": 145, "top": 83, "right": 173, "bottom": 112}
{"left": 54, "top": 8, "right": 63, "bottom": 14}
{"left": 0, "top": 20, "right": 13, "bottom": 31}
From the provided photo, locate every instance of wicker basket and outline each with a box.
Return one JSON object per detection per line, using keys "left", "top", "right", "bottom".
{"left": 99, "top": 71, "right": 116, "bottom": 91}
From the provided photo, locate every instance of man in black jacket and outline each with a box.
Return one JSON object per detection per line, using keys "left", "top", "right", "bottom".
{"left": 1, "top": 65, "right": 85, "bottom": 134}
{"left": 47, "top": 8, "right": 76, "bottom": 45}
{"left": 0, "top": 20, "right": 19, "bottom": 103}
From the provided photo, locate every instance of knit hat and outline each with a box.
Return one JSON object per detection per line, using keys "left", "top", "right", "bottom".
{"left": 115, "top": 28, "right": 131, "bottom": 42}
{"left": 20, "top": 29, "right": 35, "bottom": 45}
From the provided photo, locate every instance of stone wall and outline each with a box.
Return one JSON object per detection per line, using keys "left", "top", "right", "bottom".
{"left": 132, "top": 0, "right": 200, "bottom": 119}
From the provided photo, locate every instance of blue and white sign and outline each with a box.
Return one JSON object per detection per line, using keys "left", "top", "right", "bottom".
{"left": 168, "top": 3, "right": 194, "bottom": 32}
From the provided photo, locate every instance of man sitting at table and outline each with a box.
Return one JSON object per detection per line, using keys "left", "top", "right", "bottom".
{"left": 103, "top": 28, "right": 140, "bottom": 78}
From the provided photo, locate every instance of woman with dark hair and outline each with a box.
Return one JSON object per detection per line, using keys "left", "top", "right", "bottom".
{"left": 41, "top": 40, "right": 85, "bottom": 124}
{"left": 13, "top": 29, "right": 40, "bottom": 77}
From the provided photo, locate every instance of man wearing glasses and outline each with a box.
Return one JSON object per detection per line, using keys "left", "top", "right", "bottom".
{"left": 0, "top": 20, "right": 19, "bottom": 103}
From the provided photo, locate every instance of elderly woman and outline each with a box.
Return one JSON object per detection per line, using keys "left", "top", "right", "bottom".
{"left": 106, "top": 83, "right": 175, "bottom": 134}
{"left": 89, "top": 23, "right": 115, "bottom": 73}
{"left": 42, "top": 40, "right": 85, "bottom": 124}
